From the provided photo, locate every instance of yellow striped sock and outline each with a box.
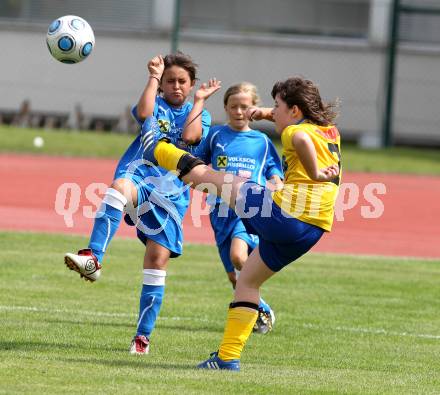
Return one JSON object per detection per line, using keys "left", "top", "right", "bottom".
{"left": 154, "top": 141, "right": 186, "bottom": 171}
{"left": 218, "top": 307, "right": 258, "bottom": 361}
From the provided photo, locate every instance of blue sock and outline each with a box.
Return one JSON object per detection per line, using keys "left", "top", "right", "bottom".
{"left": 136, "top": 284, "right": 165, "bottom": 338}
{"left": 88, "top": 188, "right": 127, "bottom": 263}
{"left": 136, "top": 269, "right": 167, "bottom": 338}
{"left": 259, "top": 297, "right": 271, "bottom": 313}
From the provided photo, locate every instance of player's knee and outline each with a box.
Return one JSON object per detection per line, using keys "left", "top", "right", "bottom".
{"left": 230, "top": 253, "right": 245, "bottom": 271}
{"left": 144, "top": 252, "right": 168, "bottom": 270}
{"left": 111, "top": 179, "right": 137, "bottom": 205}
{"left": 111, "top": 179, "right": 127, "bottom": 193}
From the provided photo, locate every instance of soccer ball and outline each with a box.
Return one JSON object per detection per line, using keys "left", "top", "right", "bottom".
{"left": 46, "top": 15, "right": 95, "bottom": 64}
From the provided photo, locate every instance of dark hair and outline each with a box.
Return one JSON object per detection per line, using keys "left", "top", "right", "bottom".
{"left": 271, "top": 77, "right": 338, "bottom": 126}
{"left": 163, "top": 51, "right": 198, "bottom": 82}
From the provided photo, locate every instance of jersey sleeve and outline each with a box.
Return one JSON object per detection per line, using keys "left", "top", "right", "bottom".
{"left": 264, "top": 138, "right": 284, "bottom": 179}
{"left": 192, "top": 126, "right": 217, "bottom": 164}
{"left": 131, "top": 96, "right": 160, "bottom": 126}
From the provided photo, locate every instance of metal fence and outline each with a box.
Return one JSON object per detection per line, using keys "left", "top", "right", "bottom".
{"left": 400, "top": 0, "right": 440, "bottom": 44}
{"left": 180, "top": 0, "right": 370, "bottom": 39}
{"left": 0, "top": 0, "right": 154, "bottom": 31}
{"left": 382, "top": 0, "right": 440, "bottom": 146}
{"left": 0, "top": 0, "right": 439, "bottom": 146}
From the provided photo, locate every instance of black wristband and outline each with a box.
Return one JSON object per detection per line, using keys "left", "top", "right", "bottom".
{"left": 176, "top": 154, "right": 205, "bottom": 179}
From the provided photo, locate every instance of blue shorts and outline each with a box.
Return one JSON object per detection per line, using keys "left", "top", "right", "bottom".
{"left": 236, "top": 182, "right": 324, "bottom": 272}
{"left": 114, "top": 141, "right": 189, "bottom": 258}
{"left": 121, "top": 172, "right": 188, "bottom": 257}
{"left": 210, "top": 206, "right": 258, "bottom": 273}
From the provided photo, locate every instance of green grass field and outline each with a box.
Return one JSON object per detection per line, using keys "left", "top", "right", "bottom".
{"left": 1, "top": 232, "right": 439, "bottom": 394}
{"left": 1, "top": 125, "right": 440, "bottom": 175}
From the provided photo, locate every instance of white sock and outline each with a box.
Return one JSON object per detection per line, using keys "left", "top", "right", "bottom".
{"left": 143, "top": 269, "right": 167, "bottom": 286}
{"left": 102, "top": 188, "right": 127, "bottom": 211}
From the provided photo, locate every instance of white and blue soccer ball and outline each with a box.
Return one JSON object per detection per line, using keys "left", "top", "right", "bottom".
{"left": 46, "top": 15, "right": 95, "bottom": 64}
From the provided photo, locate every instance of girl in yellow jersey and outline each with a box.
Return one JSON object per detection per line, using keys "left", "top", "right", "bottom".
{"left": 140, "top": 76, "right": 340, "bottom": 371}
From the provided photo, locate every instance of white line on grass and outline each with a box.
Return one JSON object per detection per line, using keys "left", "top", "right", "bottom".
{"left": 302, "top": 323, "right": 440, "bottom": 340}
{"left": 0, "top": 305, "right": 210, "bottom": 322}
{"left": 2, "top": 305, "right": 439, "bottom": 340}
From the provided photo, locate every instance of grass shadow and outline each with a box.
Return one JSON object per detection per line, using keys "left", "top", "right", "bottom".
{"left": 61, "top": 356, "right": 196, "bottom": 371}
{"left": 0, "top": 340, "right": 128, "bottom": 353}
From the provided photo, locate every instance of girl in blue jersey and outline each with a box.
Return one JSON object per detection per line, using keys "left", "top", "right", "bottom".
{"left": 64, "top": 52, "right": 221, "bottom": 354}
{"left": 195, "top": 82, "right": 283, "bottom": 333}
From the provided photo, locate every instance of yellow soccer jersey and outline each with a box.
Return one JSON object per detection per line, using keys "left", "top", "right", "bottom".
{"left": 272, "top": 123, "right": 341, "bottom": 231}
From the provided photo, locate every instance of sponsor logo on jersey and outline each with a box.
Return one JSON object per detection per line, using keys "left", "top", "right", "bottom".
{"left": 158, "top": 119, "right": 170, "bottom": 133}
{"left": 315, "top": 126, "right": 339, "bottom": 141}
{"left": 216, "top": 142, "right": 227, "bottom": 151}
{"left": 217, "top": 155, "right": 228, "bottom": 167}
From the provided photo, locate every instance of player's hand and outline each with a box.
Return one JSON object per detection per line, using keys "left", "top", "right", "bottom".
{"left": 246, "top": 107, "right": 263, "bottom": 121}
{"left": 148, "top": 55, "right": 165, "bottom": 79}
{"left": 194, "top": 78, "right": 222, "bottom": 101}
{"left": 267, "top": 177, "right": 284, "bottom": 191}
{"left": 317, "top": 164, "right": 339, "bottom": 182}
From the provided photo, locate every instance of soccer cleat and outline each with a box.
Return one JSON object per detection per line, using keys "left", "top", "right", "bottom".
{"left": 197, "top": 351, "right": 240, "bottom": 371}
{"left": 64, "top": 248, "right": 102, "bottom": 282}
{"left": 253, "top": 307, "right": 275, "bottom": 334}
{"left": 129, "top": 335, "right": 150, "bottom": 355}
{"left": 140, "top": 116, "right": 169, "bottom": 165}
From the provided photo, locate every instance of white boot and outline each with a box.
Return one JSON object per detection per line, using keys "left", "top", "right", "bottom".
{"left": 64, "top": 248, "right": 102, "bottom": 282}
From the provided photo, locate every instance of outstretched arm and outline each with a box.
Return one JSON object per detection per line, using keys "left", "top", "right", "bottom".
{"left": 293, "top": 131, "right": 339, "bottom": 182}
{"left": 182, "top": 78, "right": 221, "bottom": 145}
{"left": 135, "top": 55, "right": 165, "bottom": 120}
{"left": 246, "top": 107, "right": 274, "bottom": 122}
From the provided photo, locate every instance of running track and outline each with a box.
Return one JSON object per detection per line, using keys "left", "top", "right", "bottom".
{"left": 1, "top": 154, "right": 439, "bottom": 259}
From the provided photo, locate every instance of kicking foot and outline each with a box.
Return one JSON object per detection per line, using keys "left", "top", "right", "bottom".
{"left": 64, "top": 249, "right": 101, "bottom": 282}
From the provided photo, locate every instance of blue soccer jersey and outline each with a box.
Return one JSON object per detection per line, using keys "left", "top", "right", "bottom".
{"left": 114, "top": 96, "right": 211, "bottom": 256}
{"left": 195, "top": 125, "right": 283, "bottom": 247}
{"left": 196, "top": 125, "right": 283, "bottom": 200}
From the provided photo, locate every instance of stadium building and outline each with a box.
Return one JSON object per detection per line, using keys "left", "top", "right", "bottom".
{"left": 0, "top": 0, "right": 439, "bottom": 145}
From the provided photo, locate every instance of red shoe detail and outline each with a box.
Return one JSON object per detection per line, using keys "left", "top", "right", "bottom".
{"left": 130, "top": 335, "right": 150, "bottom": 354}
{"left": 77, "top": 249, "right": 102, "bottom": 271}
